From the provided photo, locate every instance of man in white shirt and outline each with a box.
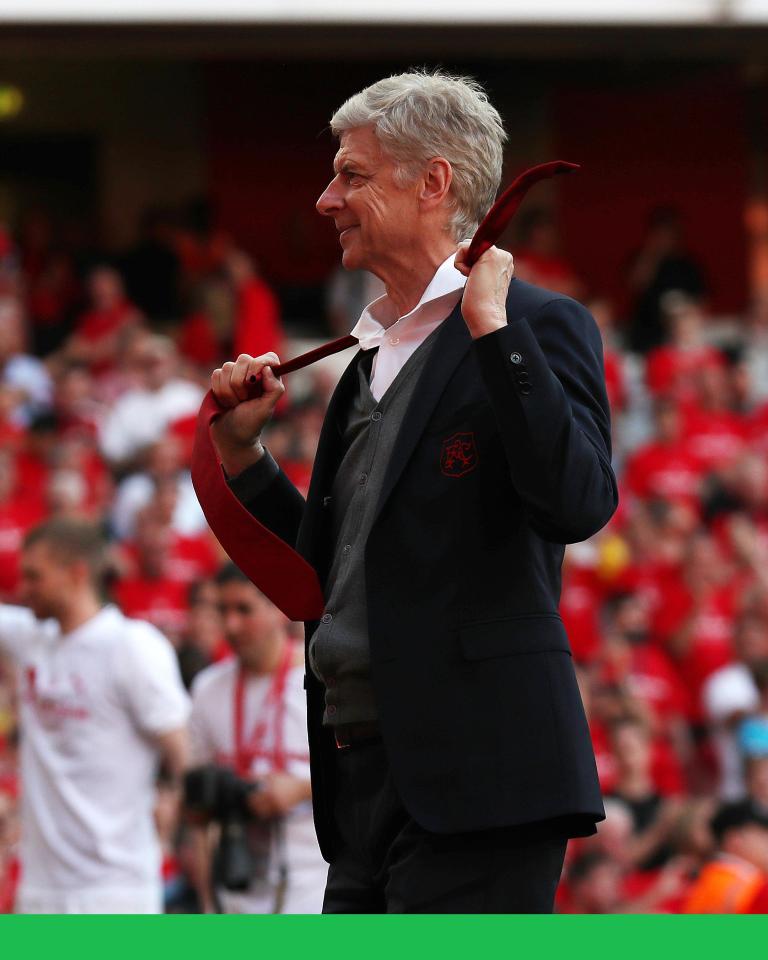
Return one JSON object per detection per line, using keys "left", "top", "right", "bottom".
{"left": 100, "top": 334, "right": 203, "bottom": 467}
{"left": 0, "top": 518, "right": 190, "bottom": 913}
{"left": 704, "top": 610, "right": 768, "bottom": 800}
{"left": 187, "top": 563, "right": 327, "bottom": 914}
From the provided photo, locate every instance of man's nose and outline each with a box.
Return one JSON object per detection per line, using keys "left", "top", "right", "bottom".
{"left": 316, "top": 178, "right": 343, "bottom": 217}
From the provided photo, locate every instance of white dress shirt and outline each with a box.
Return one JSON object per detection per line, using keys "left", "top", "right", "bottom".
{"left": 350, "top": 253, "right": 466, "bottom": 402}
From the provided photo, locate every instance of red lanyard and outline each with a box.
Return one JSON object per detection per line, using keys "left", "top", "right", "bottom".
{"left": 233, "top": 643, "right": 293, "bottom": 778}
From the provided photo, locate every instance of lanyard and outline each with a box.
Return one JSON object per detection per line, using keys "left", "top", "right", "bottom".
{"left": 233, "top": 643, "right": 293, "bottom": 778}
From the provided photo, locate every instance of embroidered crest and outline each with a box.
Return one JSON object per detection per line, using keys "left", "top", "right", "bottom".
{"left": 440, "top": 432, "right": 479, "bottom": 478}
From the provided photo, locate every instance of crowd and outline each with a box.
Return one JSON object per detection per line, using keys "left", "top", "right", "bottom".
{"left": 0, "top": 200, "right": 767, "bottom": 912}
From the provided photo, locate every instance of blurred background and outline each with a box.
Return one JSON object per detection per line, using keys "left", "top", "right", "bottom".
{"left": 3, "top": 0, "right": 768, "bottom": 912}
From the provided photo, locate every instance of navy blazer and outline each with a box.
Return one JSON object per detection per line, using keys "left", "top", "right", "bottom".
{"left": 237, "top": 278, "right": 619, "bottom": 860}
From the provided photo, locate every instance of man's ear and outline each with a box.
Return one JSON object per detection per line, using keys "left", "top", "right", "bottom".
{"left": 70, "top": 558, "right": 92, "bottom": 590}
{"left": 419, "top": 157, "right": 453, "bottom": 211}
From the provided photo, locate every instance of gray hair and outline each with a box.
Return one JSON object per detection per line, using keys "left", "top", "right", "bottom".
{"left": 330, "top": 70, "right": 507, "bottom": 240}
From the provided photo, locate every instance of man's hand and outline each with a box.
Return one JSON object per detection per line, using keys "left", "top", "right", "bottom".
{"left": 210, "top": 352, "right": 285, "bottom": 477}
{"left": 247, "top": 772, "right": 311, "bottom": 819}
{"left": 454, "top": 242, "right": 514, "bottom": 339}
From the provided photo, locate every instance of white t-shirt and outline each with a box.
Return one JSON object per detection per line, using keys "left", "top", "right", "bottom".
{"left": 99, "top": 379, "right": 203, "bottom": 464}
{"left": 0, "top": 603, "right": 190, "bottom": 912}
{"left": 703, "top": 662, "right": 760, "bottom": 800}
{"left": 189, "top": 656, "right": 327, "bottom": 914}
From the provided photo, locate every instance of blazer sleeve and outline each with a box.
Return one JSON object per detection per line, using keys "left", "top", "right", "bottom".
{"left": 472, "top": 295, "right": 618, "bottom": 544}
{"left": 226, "top": 447, "right": 306, "bottom": 548}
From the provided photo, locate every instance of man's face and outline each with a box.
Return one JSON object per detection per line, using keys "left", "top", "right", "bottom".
{"left": 19, "top": 541, "right": 80, "bottom": 621}
{"left": 316, "top": 125, "right": 421, "bottom": 273}
{"left": 217, "top": 580, "right": 285, "bottom": 667}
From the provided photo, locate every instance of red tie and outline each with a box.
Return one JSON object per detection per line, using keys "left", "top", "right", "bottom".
{"left": 191, "top": 161, "right": 579, "bottom": 621}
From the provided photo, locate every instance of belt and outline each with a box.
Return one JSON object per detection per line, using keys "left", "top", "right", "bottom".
{"left": 333, "top": 720, "right": 381, "bottom": 750}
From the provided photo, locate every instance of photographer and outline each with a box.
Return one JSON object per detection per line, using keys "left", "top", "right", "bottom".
{"left": 186, "top": 563, "right": 326, "bottom": 913}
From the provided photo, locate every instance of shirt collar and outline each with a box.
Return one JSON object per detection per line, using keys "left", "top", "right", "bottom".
{"left": 350, "top": 253, "right": 466, "bottom": 350}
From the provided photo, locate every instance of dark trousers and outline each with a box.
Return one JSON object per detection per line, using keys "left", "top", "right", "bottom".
{"left": 322, "top": 739, "right": 567, "bottom": 914}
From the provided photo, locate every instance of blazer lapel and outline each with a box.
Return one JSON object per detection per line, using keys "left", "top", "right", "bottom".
{"left": 372, "top": 300, "right": 472, "bottom": 526}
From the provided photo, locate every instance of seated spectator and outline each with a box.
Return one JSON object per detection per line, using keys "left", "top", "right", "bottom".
{"left": 110, "top": 435, "right": 206, "bottom": 542}
{"left": 652, "top": 531, "right": 740, "bottom": 721}
{"left": 99, "top": 334, "right": 203, "bottom": 468}
{"left": 608, "top": 717, "right": 684, "bottom": 871}
{"left": 224, "top": 250, "right": 283, "bottom": 361}
{"left": 66, "top": 265, "right": 142, "bottom": 376}
{"left": 626, "top": 208, "right": 707, "bottom": 354}
{"left": 624, "top": 399, "right": 704, "bottom": 514}
{"left": 0, "top": 298, "right": 52, "bottom": 426}
{"left": 122, "top": 206, "right": 182, "bottom": 325}
{"left": 562, "top": 852, "right": 626, "bottom": 913}
{"left": 53, "top": 362, "right": 104, "bottom": 442}
{"left": 703, "top": 609, "right": 768, "bottom": 800}
{"left": 683, "top": 800, "right": 768, "bottom": 912}
{"left": 512, "top": 208, "right": 584, "bottom": 300}
{"left": 682, "top": 362, "right": 748, "bottom": 474}
{"left": 598, "top": 592, "right": 691, "bottom": 773}
{"left": 645, "top": 294, "right": 722, "bottom": 402}
{"left": 115, "top": 505, "right": 218, "bottom": 643}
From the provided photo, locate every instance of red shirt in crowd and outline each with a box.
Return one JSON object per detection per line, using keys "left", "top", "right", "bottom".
{"left": 114, "top": 576, "right": 189, "bottom": 642}
{"left": 651, "top": 576, "right": 739, "bottom": 720}
{"left": 645, "top": 344, "right": 724, "bottom": 399}
{"left": 681, "top": 404, "right": 749, "bottom": 473}
{"left": 232, "top": 277, "right": 283, "bottom": 361}
{"left": 0, "top": 498, "right": 45, "bottom": 598}
{"left": 624, "top": 440, "right": 704, "bottom": 511}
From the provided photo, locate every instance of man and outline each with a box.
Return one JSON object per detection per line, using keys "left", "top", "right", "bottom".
{"left": 187, "top": 563, "right": 327, "bottom": 913}
{"left": 208, "top": 71, "right": 618, "bottom": 912}
{"left": 683, "top": 800, "right": 768, "bottom": 913}
{"left": 0, "top": 518, "right": 189, "bottom": 913}
{"left": 99, "top": 333, "right": 203, "bottom": 468}
{"left": 703, "top": 609, "right": 768, "bottom": 800}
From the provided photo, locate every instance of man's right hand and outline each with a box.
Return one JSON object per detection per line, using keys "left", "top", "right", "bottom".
{"left": 210, "top": 352, "right": 285, "bottom": 478}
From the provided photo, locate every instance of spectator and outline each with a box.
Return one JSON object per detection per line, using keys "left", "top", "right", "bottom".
{"left": 608, "top": 717, "right": 684, "bottom": 871}
{"left": 225, "top": 251, "right": 283, "bottom": 362}
{"left": 703, "top": 610, "right": 768, "bottom": 799}
{"left": 513, "top": 208, "right": 584, "bottom": 300}
{"left": 110, "top": 436, "right": 206, "bottom": 542}
{"left": 186, "top": 564, "right": 326, "bottom": 913}
{"left": 66, "top": 265, "right": 142, "bottom": 376}
{"left": 122, "top": 207, "right": 182, "bottom": 325}
{"left": 0, "top": 518, "right": 189, "bottom": 913}
{"left": 627, "top": 208, "right": 707, "bottom": 353}
{"left": 99, "top": 334, "right": 203, "bottom": 468}
{"left": 683, "top": 800, "right": 768, "bottom": 912}
{"left": 0, "top": 298, "right": 52, "bottom": 426}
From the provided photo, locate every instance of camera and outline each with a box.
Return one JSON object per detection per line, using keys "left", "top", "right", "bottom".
{"left": 184, "top": 764, "right": 263, "bottom": 892}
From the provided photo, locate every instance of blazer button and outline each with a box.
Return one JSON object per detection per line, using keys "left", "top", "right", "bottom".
{"left": 520, "top": 385, "right": 532, "bottom": 396}
{"left": 510, "top": 352, "right": 523, "bottom": 365}
{"left": 321, "top": 613, "right": 333, "bottom": 624}
{"left": 517, "top": 371, "right": 530, "bottom": 383}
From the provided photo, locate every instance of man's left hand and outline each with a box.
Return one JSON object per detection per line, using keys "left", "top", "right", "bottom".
{"left": 454, "top": 241, "right": 514, "bottom": 339}
{"left": 247, "top": 772, "right": 310, "bottom": 819}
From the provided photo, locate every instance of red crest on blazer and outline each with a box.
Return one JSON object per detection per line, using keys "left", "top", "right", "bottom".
{"left": 440, "top": 432, "right": 479, "bottom": 478}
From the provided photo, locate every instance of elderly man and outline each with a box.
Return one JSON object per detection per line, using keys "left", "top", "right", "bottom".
{"left": 209, "top": 71, "right": 618, "bottom": 913}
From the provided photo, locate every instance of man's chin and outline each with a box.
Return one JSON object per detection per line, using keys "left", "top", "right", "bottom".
{"left": 340, "top": 248, "right": 362, "bottom": 271}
